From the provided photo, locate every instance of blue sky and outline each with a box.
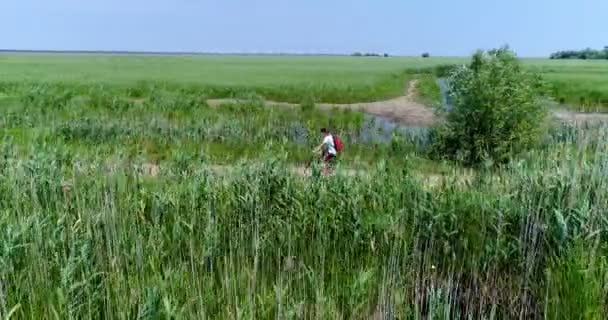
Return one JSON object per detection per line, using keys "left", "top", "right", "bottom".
{"left": 1, "top": 0, "right": 606, "bottom": 57}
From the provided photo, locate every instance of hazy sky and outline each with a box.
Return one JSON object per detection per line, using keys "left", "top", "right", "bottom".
{"left": 2, "top": 0, "right": 606, "bottom": 57}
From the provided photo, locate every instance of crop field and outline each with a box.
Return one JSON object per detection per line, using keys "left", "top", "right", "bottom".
{"left": 0, "top": 54, "right": 607, "bottom": 319}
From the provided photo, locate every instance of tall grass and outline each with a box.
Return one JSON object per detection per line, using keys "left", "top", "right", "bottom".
{"left": 1, "top": 73, "right": 608, "bottom": 318}
{"left": 2, "top": 83, "right": 425, "bottom": 169}
{"left": 0, "top": 122, "right": 607, "bottom": 318}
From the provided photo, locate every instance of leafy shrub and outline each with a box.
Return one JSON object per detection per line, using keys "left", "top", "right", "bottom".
{"left": 431, "top": 47, "right": 547, "bottom": 166}
{"left": 433, "top": 64, "right": 460, "bottom": 77}
{"left": 422, "top": 52, "right": 430, "bottom": 58}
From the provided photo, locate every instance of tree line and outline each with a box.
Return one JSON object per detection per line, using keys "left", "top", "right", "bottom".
{"left": 550, "top": 46, "right": 608, "bottom": 60}
{"left": 351, "top": 52, "right": 389, "bottom": 57}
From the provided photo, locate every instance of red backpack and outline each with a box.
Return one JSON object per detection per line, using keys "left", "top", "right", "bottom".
{"left": 333, "top": 135, "right": 343, "bottom": 153}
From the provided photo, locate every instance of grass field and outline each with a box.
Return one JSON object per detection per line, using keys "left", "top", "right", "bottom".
{"left": 2, "top": 54, "right": 608, "bottom": 107}
{"left": 1, "top": 53, "right": 608, "bottom": 319}
{"left": 0, "top": 54, "right": 462, "bottom": 86}
{"left": 0, "top": 54, "right": 462, "bottom": 104}
{"left": 523, "top": 59, "right": 608, "bottom": 109}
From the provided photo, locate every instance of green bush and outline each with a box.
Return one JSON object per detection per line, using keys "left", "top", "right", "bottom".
{"left": 432, "top": 47, "right": 548, "bottom": 166}
{"left": 433, "top": 64, "right": 460, "bottom": 77}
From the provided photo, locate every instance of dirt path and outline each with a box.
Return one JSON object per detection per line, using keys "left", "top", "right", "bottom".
{"left": 208, "top": 81, "right": 608, "bottom": 127}
{"left": 135, "top": 162, "right": 472, "bottom": 189}
{"left": 551, "top": 109, "right": 608, "bottom": 126}
{"left": 208, "top": 80, "right": 438, "bottom": 126}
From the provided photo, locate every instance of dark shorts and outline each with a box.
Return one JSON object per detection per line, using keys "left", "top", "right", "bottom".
{"left": 322, "top": 153, "right": 336, "bottom": 163}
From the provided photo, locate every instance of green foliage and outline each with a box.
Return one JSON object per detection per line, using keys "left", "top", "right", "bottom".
{"left": 433, "top": 64, "right": 461, "bottom": 77}
{"left": 545, "top": 244, "right": 607, "bottom": 320}
{"left": 299, "top": 96, "right": 316, "bottom": 113}
{"left": 550, "top": 47, "right": 608, "bottom": 60}
{"left": 432, "top": 47, "right": 548, "bottom": 166}
{"left": 20, "top": 84, "right": 77, "bottom": 109}
{"left": 415, "top": 74, "right": 441, "bottom": 106}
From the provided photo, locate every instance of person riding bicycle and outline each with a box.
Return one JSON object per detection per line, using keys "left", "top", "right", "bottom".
{"left": 313, "top": 127, "right": 337, "bottom": 165}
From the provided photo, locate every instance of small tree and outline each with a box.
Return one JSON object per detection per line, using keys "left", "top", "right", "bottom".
{"left": 422, "top": 52, "right": 430, "bottom": 58}
{"left": 431, "top": 47, "right": 547, "bottom": 166}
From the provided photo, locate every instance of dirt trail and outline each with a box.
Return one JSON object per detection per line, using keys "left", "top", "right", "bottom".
{"left": 551, "top": 109, "right": 608, "bottom": 126}
{"left": 206, "top": 163, "right": 364, "bottom": 178}
{"left": 207, "top": 80, "right": 438, "bottom": 126}
{"left": 133, "top": 162, "right": 472, "bottom": 189}
{"left": 207, "top": 81, "right": 608, "bottom": 127}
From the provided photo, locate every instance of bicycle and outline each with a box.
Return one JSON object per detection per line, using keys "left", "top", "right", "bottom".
{"left": 303, "top": 153, "right": 336, "bottom": 177}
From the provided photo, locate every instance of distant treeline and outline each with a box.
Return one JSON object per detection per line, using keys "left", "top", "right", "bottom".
{"left": 351, "top": 52, "right": 389, "bottom": 57}
{"left": 550, "top": 47, "right": 608, "bottom": 60}
{"left": 0, "top": 49, "right": 351, "bottom": 57}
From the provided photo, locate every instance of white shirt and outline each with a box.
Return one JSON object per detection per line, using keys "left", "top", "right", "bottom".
{"left": 323, "top": 134, "right": 337, "bottom": 155}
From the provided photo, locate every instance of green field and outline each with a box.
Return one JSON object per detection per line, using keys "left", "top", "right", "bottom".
{"left": 2, "top": 54, "right": 608, "bottom": 107}
{"left": 524, "top": 59, "right": 608, "bottom": 109}
{"left": 1, "top": 53, "right": 608, "bottom": 318}
{"left": 0, "top": 54, "right": 460, "bottom": 86}
{"left": 0, "top": 54, "right": 460, "bottom": 103}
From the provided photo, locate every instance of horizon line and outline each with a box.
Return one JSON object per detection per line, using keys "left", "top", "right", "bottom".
{"left": 0, "top": 48, "right": 472, "bottom": 58}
